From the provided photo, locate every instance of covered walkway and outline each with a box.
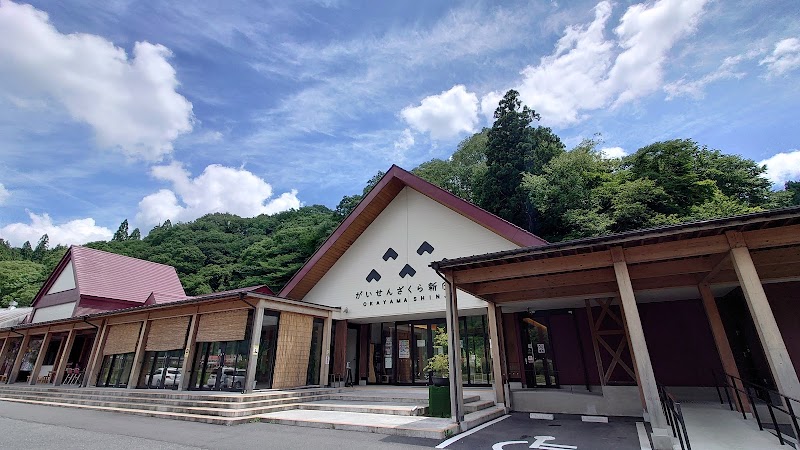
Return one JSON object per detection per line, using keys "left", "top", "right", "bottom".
{"left": 432, "top": 206, "right": 800, "bottom": 449}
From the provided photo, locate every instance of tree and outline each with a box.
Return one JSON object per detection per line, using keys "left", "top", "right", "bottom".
{"left": 32, "top": 234, "right": 49, "bottom": 261}
{"left": 413, "top": 130, "right": 489, "bottom": 203}
{"left": 477, "top": 90, "right": 564, "bottom": 231}
{"left": 0, "top": 260, "right": 46, "bottom": 307}
{"left": 20, "top": 241, "right": 32, "bottom": 259}
{"left": 334, "top": 170, "right": 385, "bottom": 220}
{"left": 786, "top": 180, "right": 800, "bottom": 205}
{"left": 112, "top": 219, "right": 129, "bottom": 241}
{"left": 129, "top": 228, "right": 141, "bottom": 240}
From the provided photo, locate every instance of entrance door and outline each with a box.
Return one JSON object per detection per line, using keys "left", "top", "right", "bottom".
{"left": 255, "top": 312, "right": 280, "bottom": 389}
{"left": 520, "top": 314, "right": 558, "bottom": 388}
{"left": 346, "top": 327, "right": 358, "bottom": 385}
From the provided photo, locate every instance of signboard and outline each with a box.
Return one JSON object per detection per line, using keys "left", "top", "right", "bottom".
{"left": 399, "top": 340, "right": 410, "bottom": 359}
{"left": 417, "top": 339, "right": 426, "bottom": 348}
{"left": 537, "top": 343, "right": 546, "bottom": 354}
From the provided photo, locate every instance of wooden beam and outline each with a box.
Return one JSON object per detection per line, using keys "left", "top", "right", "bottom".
{"left": 487, "top": 303, "right": 505, "bottom": 406}
{"left": 729, "top": 246, "right": 800, "bottom": 402}
{"left": 490, "top": 282, "right": 618, "bottom": 303}
{"left": 611, "top": 247, "right": 669, "bottom": 433}
{"left": 698, "top": 283, "right": 750, "bottom": 413}
{"left": 127, "top": 319, "right": 151, "bottom": 389}
{"left": 29, "top": 331, "right": 53, "bottom": 385}
{"left": 744, "top": 224, "right": 800, "bottom": 249}
{"left": 469, "top": 267, "right": 616, "bottom": 295}
{"left": 712, "top": 262, "right": 800, "bottom": 284}
{"left": 623, "top": 234, "right": 730, "bottom": 264}
{"left": 701, "top": 254, "right": 731, "bottom": 284}
{"left": 178, "top": 309, "right": 200, "bottom": 391}
{"left": 453, "top": 251, "right": 613, "bottom": 284}
{"left": 53, "top": 328, "right": 77, "bottom": 386}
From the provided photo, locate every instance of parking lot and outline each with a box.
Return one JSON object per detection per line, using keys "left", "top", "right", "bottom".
{"left": 439, "top": 413, "right": 644, "bottom": 450}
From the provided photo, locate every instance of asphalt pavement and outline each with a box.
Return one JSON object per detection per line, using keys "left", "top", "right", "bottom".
{"left": 441, "top": 413, "right": 643, "bottom": 450}
{"left": 0, "top": 400, "right": 440, "bottom": 450}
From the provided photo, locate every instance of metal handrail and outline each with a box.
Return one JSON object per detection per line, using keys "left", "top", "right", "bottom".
{"left": 658, "top": 384, "right": 691, "bottom": 450}
{"left": 711, "top": 369, "right": 800, "bottom": 446}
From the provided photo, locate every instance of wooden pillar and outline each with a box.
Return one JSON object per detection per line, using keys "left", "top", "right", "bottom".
{"left": 496, "top": 309, "right": 513, "bottom": 410}
{"left": 53, "top": 328, "right": 77, "bottom": 386}
{"left": 728, "top": 237, "right": 800, "bottom": 401}
{"left": 0, "top": 338, "right": 9, "bottom": 382}
{"left": 127, "top": 320, "right": 151, "bottom": 389}
{"left": 699, "top": 283, "right": 750, "bottom": 412}
{"left": 8, "top": 333, "right": 31, "bottom": 384}
{"left": 83, "top": 320, "right": 108, "bottom": 387}
{"left": 29, "top": 331, "right": 53, "bottom": 385}
{"left": 245, "top": 303, "right": 265, "bottom": 393}
{"left": 179, "top": 311, "right": 200, "bottom": 391}
{"left": 487, "top": 303, "right": 506, "bottom": 407}
{"left": 611, "top": 247, "right": 671, "bottom": 449}
{"left": 444, "top": 272, "right": 465, "bottom": 424}
{"left": 319, "top": 315, "right": 332, "bottom": 387}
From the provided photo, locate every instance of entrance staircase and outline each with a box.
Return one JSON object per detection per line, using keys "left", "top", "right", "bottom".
{"left": 0, "top": 385, "right": 502, "bottom": 438}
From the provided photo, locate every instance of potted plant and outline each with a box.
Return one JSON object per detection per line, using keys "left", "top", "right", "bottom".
{"left": 425, "top": 327, "right": 451, "bottom": 417}
{"left": 425, "top": 352, "right": 450, "bottom": 386}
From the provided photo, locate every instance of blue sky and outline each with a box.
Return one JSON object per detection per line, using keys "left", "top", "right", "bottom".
{"left": 0, "top": 0, "right": 799, "bottom": 246}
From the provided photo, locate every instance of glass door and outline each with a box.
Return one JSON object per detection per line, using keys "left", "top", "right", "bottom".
{"left": 520, "top": 314, "right": 558, "bottom": 388}
{"left": 412, "top": 324, "right": 430, "bottom": 384}
{"left": 396, "top": 324, "right": 413, "bottom": 384}
{"left": 255, "top": 312, "right": 280, "bottom": 389}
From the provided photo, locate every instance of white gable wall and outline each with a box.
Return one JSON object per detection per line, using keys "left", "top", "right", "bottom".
{"left": 303, "top": 187, "right": 521, "bottom": 320}
{"left": 31, "top": 301, "right": 77, "bottom": 323}
{"left": 46, "top": 260, "right": 76, "bottom": 294}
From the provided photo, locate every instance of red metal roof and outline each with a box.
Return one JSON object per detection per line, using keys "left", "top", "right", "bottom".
{"left": 70, "top": 246, "right": 186, "bottom": 304}
{"left": 279, "top": 165, "right": 547, "bottom": 299}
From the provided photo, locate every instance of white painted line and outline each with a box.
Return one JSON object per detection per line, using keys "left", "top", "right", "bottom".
{"left": 581, "top": 415, "right": 608, "bottom": 423}
{"left": 435, "top": 414, "right": 510, "bottom": 448}
{"left": 530, "top": 413, "right": 554, "bottom": 420}
{"left": 636, "top": 422, "right": 652, "bottom": 450}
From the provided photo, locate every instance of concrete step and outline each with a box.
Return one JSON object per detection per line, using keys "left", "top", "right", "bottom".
{"left": 296, "top": 400, "right": 428, "bottom": 416}
{"left": 461, "top": 405, "right": 507, "bottom": 431}
{"left": 0, "top": 385, "right": 340, "bottom": 403}
{"left": 0, "top": 396, "right": 261, "bottom": 425}
{"left": 0, "top": 389, "right": 331, "bottom": 410}
{"left": 0, "top": 392, "right": 324, "bottom": 418}
{"left": 257, "top": 409, "right": 459, "bottom": 439}
{"left": 327, "top": 393, "right": 481, "bottom": 405}
{"left": 464, "top": 399, "right": 495, "bottom": 413}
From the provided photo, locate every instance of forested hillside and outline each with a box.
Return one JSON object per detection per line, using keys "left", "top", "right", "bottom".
{"left": 2, "top": 90, "right": 799, "bottom": 307}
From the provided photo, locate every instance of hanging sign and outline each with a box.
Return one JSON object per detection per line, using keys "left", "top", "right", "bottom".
{"left": 537, "top": 344, "right": 546, "bottom": 354}
{"left": 399, "top": 340, "right": 410, "bottom": 359}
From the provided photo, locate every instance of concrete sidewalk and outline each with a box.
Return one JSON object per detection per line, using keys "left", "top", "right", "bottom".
{"left": 681, "top": 402, "right": 792, "bottom": 450}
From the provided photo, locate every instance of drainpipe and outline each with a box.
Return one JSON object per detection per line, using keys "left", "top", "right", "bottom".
{"left": 82, "top": 316, "right": 99, "bottom": 330}
{"left": 8, "top": 327, "right": 24, "bottom": 338}
{"left": 238, "top": 292, "right": 258, "bottom": 309}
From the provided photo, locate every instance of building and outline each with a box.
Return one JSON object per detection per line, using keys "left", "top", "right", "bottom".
{"left": 1, "top": 166, "right": 799, "bottom": 448}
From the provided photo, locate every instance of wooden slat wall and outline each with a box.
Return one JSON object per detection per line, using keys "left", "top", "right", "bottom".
{"left": 272, "top": 312, "right": 314, "bottom": 389}
{"left": 146, "top": 316, "right": 190, "bottom": 351}
{"left": 195, "top": 309, "right": 248, "bottom": 343}
{"left": 103, "top": 322, "right": 142, "bottom": 355}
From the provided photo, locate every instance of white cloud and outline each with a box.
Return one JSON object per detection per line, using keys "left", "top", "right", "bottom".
{"left": 760, "top": 38, "right": 800, "bottom": 78}
{"left": 393, "top": 129, "right": 415, "bottom": 151}
{"left": 503, "top": 0, "right": 708, "bottom": 127}
{"left": 136, "top": 162, "right": 301, "bottom": 226}
{"left": 400, "top": 85, "right": 479, "bottom": 140}
{"left": 665, "top": 50, "right": 760, "bottom": 99}
{"left": 0, "top": 1, "right": 193, "bottom": 160}
{"left": 0, "top": 212, "right": 113, "bottom": 246}
{"left": 479, "top": 91, "right": 504, "bottom": 124}
{"left": 759, "top": 150, "right": 800, "bottom": 187}
{"left": 0, "top": 183, "right": 9, "bottom": 205}
{"left": 600, "top": 146, "right": 628, "bottom": 159}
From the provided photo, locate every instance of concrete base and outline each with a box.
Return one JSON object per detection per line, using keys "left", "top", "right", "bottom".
{"left": 511, "top": 385, "right": 642, "bottom": 417}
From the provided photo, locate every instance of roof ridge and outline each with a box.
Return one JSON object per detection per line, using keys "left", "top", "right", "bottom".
{"left": 72, "top": 245, "right": 179, "bottom": 270}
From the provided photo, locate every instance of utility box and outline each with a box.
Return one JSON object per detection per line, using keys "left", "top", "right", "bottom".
{"left": 428, "top": 385, "right": 451, "bottom": 418}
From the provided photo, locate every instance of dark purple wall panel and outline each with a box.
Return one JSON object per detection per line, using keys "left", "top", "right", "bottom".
{"left": 765, "top": 282, "right": 800, "bottom": 378}
{"left": 639, "top": 299, "right": 722, "bottom": 386}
